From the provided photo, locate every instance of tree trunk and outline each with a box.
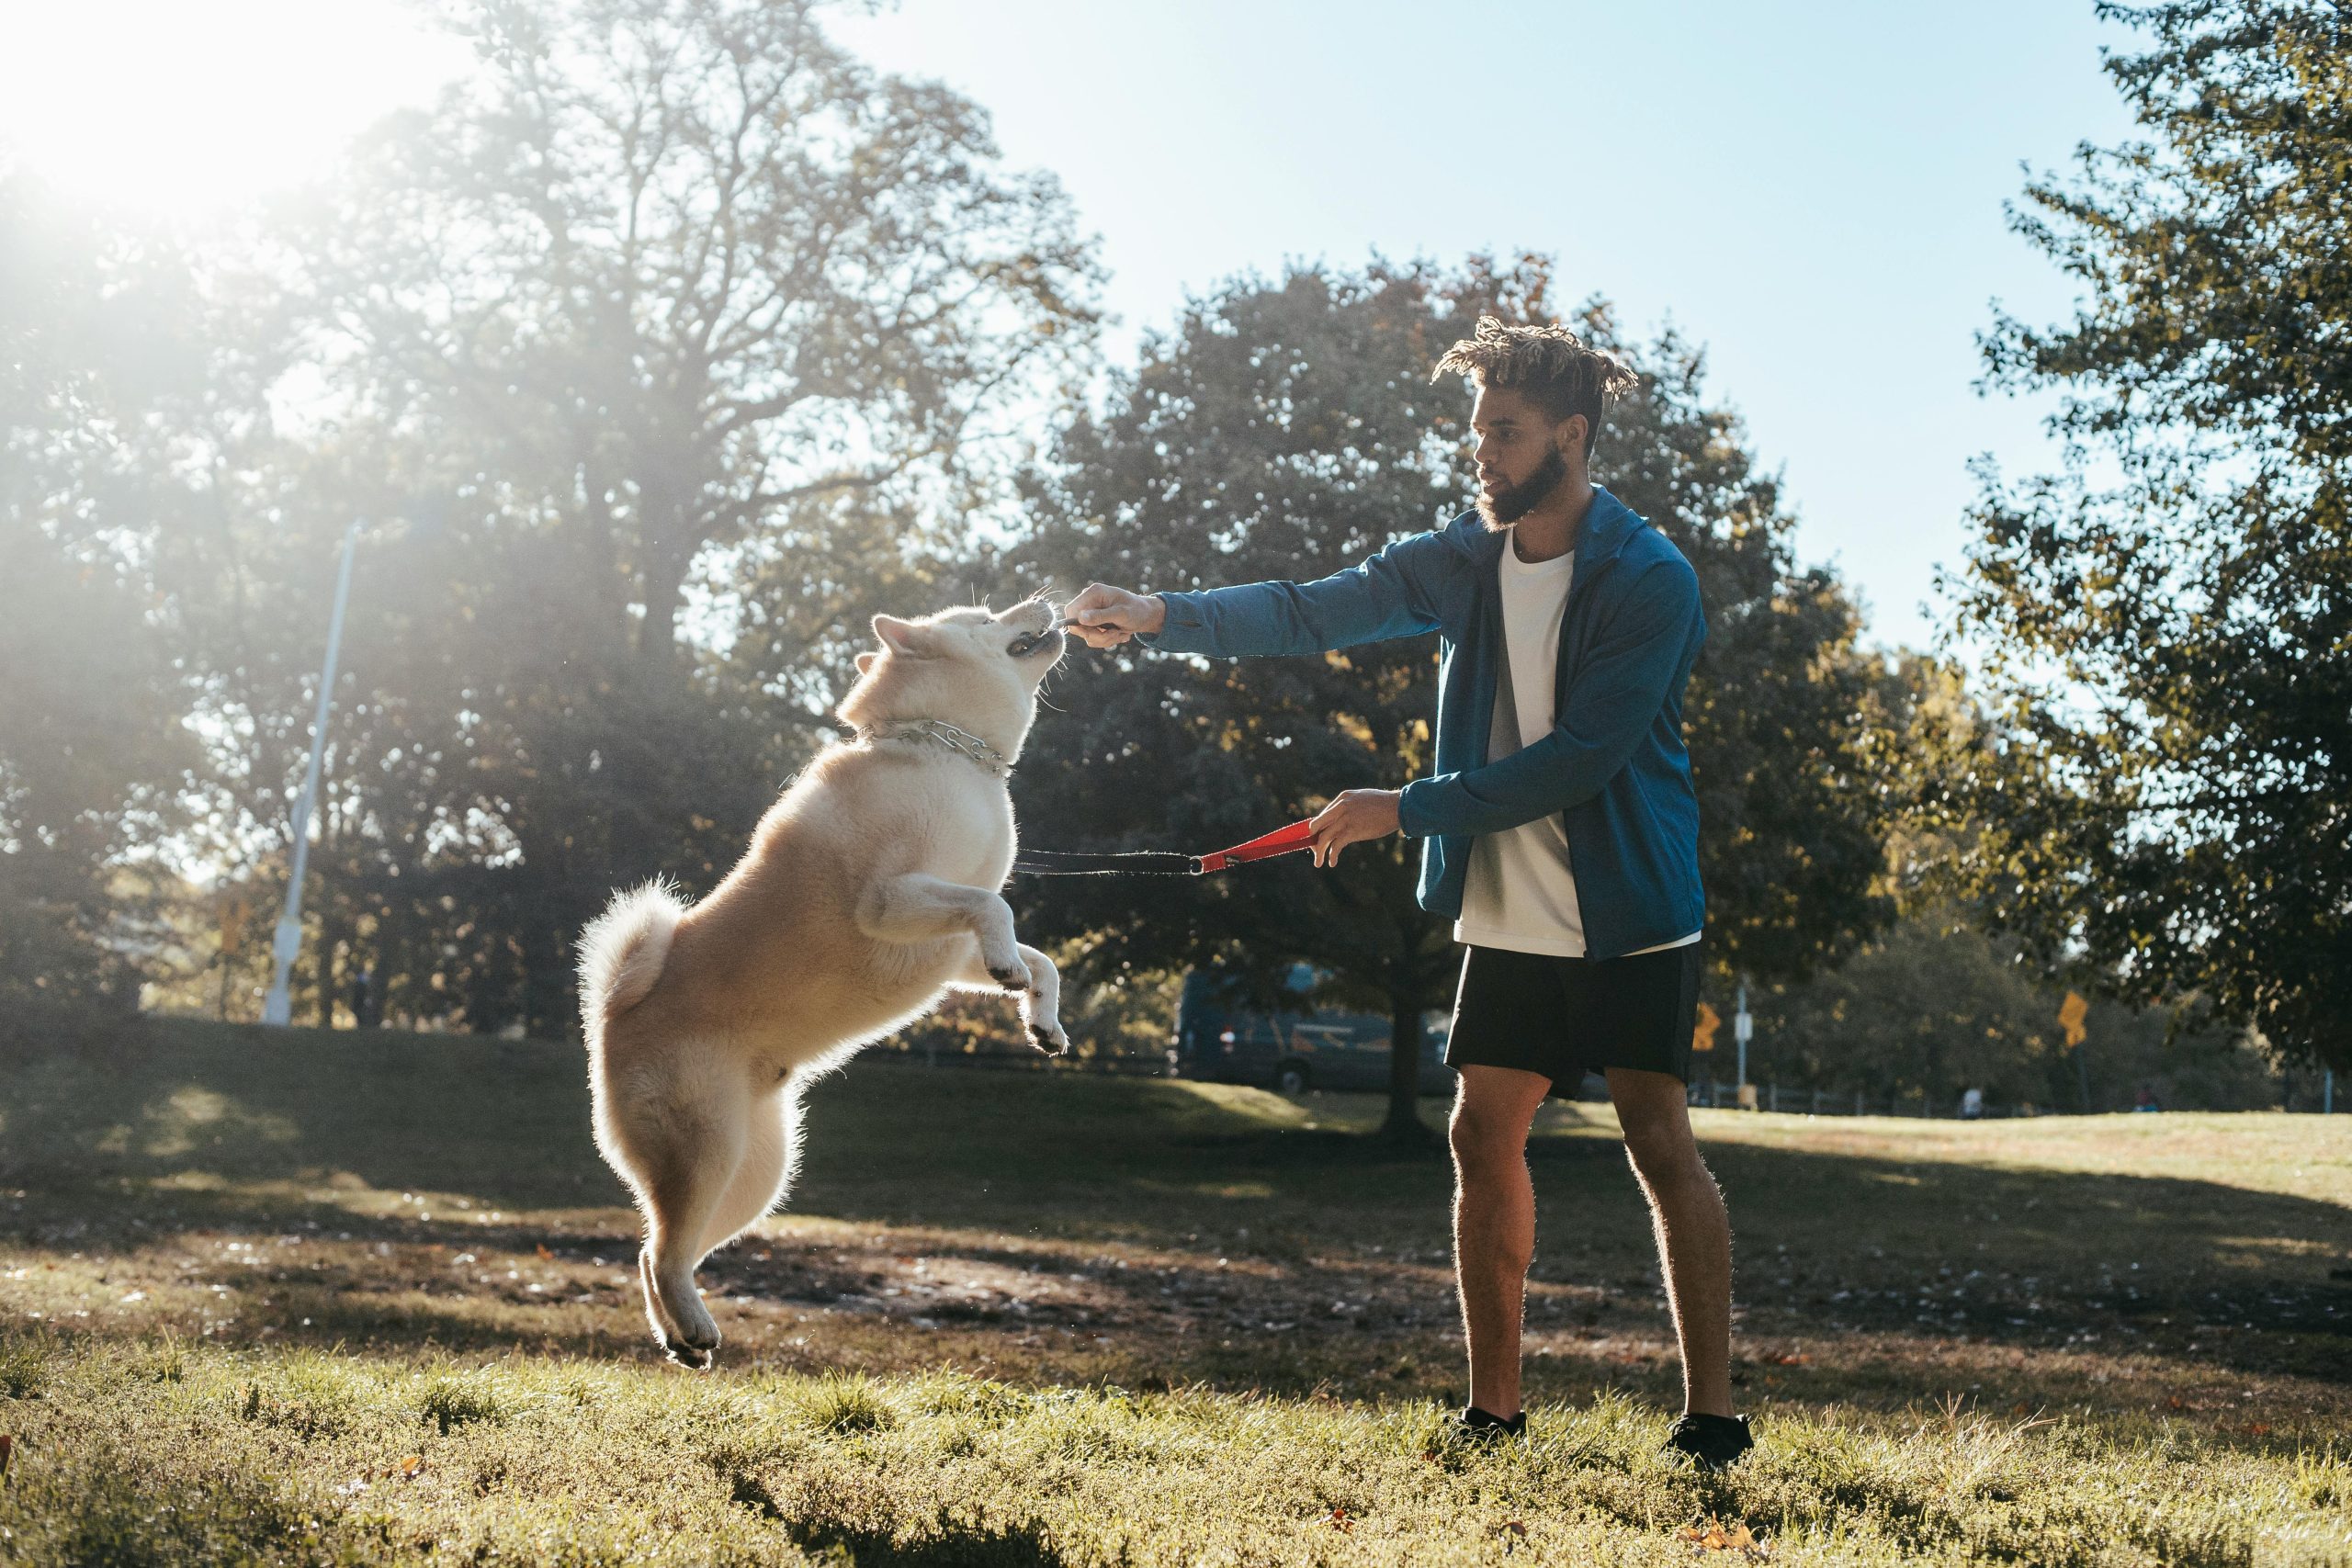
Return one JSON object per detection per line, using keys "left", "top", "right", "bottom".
{"left": 634, "top": 477, "right": 705, "bottom": 678}
{"left": 313, "top": 923, "right": 343, "bottom": 1029}
{"left": 1382, "top": 991, "right": 1436, "bottom": 1144}
{"left": 638, "top": 545, "right": 687, "bottom": 674}
{"left": 511, "top": 830, "right": 581, "bottom": 1042}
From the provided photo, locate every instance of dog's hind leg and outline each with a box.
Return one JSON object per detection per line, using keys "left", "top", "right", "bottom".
{"left": 642, "top": 1166, "right": 736, "bottom": 1368}
{"left": 626, "top": 1064, "right": 747, "bottom": 1370}
{"left": 693, "top": 1085, "right": 801, "bottom": 1260}
{"left": 638, "top": 1247, "right": 675, "bottom": 1346}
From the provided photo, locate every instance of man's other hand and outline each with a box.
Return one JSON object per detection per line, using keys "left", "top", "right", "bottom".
{"left": 1061, "top": 583, "right": 1167, "bottom": 649}
{"left": 1309, "top": 789, "right": 1403, "bottom": 867}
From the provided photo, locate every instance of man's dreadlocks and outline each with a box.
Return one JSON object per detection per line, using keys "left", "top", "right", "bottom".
{"left": 1431, "top": 316, "right": 1639, "bottom": 461}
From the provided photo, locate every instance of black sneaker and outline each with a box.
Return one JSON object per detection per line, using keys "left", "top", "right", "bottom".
{"left": 1447, "top": 1404, "right": 1527, "bottom": 1445}
{"left": 1662, "top": 1412, "right": 1754, "bottom": 1472}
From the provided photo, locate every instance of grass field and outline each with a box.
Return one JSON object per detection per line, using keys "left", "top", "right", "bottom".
{"left": 0, "top": 1019, "right": 2346, "bottom": 1565}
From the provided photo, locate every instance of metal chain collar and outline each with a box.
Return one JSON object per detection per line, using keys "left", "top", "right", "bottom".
{"left": 857, "top": 718, "right": 1012, "bottom": 778}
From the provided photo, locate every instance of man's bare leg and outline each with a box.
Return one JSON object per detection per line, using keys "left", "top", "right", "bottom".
{"left": 1607, "top": 1066, "right": 1735, "bottom": 1417}
{"left": 1449, "top": 1064, "right": 1554, "bottom": 1417}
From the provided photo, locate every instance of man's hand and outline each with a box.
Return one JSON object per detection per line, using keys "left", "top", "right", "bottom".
{"left": 1309, "top": 789, "right": 1402, "bottom": 867}
{"left": 1061, "top": 582, "right": 1167, "bottom": 649}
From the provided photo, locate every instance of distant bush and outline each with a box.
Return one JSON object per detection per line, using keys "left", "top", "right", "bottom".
{"left": 1737, "top": 907, "right": 2284, "bottom": 1111}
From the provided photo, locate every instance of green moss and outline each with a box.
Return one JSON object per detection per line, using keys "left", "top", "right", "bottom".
{"left": 0, "top": 1332, "right": 54, "bottom": 1401}
{"left": 417, "top": 1371, "right": 506, "bottom": 1435}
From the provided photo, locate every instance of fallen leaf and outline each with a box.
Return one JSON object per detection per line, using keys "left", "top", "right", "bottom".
{"left": 396, "top": 1453, "right": 426, "bottom": 1479}
{"left": 536, "top": 1245, "right": 555, "bottom": 1260}
{"left": 1679, "top": 1517, "right": 1768, "bottom": 1558}
{"left": 1773, "top": 1351, "right": 1812, "bottom": 1366}
{"left": 1321, "top": 1506, "right": 1354, "bottom": 1534}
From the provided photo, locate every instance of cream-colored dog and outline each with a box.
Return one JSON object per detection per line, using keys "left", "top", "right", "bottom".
{"left": 576, "top": 597, "right": 1068, "bottom": 1367}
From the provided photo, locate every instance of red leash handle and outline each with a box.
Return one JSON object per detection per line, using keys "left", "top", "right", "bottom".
{"left": 1193, "top": 818, "right": 1317, "bottom": 874}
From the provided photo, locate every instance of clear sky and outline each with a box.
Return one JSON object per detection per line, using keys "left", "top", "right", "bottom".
{"left": 827, "top": 1, "right": 2143, "bottom": 651}
{"left": 0, "top": 0, "right": 2141, "bottom": 650}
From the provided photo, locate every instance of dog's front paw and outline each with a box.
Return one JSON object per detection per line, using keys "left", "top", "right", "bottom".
{"left": 1028, "top": 1020, "right": 1069, "bottom": 1056}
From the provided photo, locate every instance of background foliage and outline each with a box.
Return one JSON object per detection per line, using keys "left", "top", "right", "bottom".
{"left": 1001, "top": 255, "right": 1925, "bottom": 1127}
{"left": 1949, "top": 0, "right": 2352, "bottom": 1069}
{"left": 0, "top": 0, "right": 2324, "bottom": 1106}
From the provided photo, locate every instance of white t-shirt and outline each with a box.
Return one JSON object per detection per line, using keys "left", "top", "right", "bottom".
{"left": 1453, "top": 527, "right": 1702, "bottom": 960}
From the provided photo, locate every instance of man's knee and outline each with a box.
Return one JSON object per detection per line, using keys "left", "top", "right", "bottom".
{"left": 1449, "top": 1102, "right": 1526, "bottom": 1179}
{"left": 1618, "top": 1104, "right": 1700, "bottom": 1182}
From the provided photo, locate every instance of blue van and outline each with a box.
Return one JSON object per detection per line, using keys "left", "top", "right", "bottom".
{"left": 1170, "top": 964, "right": 1455, "bottom": 1096}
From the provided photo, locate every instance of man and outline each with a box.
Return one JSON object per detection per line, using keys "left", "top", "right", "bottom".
{"left": 1062, "top": 316, "right": 1752, "bottom": 1471}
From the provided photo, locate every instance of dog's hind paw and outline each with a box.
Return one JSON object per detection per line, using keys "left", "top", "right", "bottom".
{"left": 989, "top": 961, "right": 1032, "bottom": 992}
{"left": 1028, "top": 1021, "right": 1069, "bottom": 1056}
{"left": 663, "top": 1336, "right": 716, "bottom": 1370}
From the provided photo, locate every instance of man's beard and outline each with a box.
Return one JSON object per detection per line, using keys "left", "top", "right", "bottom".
{"left": 1476, "top": 447, "right": 1569, "bottom": 530}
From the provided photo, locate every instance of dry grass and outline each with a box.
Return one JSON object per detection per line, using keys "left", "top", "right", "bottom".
{"left": 0, "top": 1019, "right": 2346, "bottom": 1565}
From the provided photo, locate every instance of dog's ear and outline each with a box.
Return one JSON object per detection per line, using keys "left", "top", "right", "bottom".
{"left": 871, "top": 615, "right": 937, "bottom": 658}
{"left": 854, "top": 649, "right": 878, "bottom": 675}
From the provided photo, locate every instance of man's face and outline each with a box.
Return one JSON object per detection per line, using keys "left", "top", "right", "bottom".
{"left": 1470, "top": 384, "right": 1582, "bottom": 528}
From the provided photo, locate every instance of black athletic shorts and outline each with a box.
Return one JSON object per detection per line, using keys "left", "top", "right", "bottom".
{"left": 1444, "top": 941, "right": 1703, "bottom": 1093}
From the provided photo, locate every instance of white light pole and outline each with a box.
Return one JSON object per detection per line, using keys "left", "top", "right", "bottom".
{"left": 1734, "top": 977, "right": 1753, "bottom": 1102}
{"left": 262, "top": 520, "right": 362, "bottom": 1028}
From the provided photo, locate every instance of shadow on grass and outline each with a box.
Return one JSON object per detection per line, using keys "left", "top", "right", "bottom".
{"left": 786, "top": 1517, "right": 1067, "bottom": 1568}
{"left": 0, "top": 1020, "right": 607, "bottom": 1211}
{"left": 4, "top": 1019, "right": 2346, "bottom": 1393}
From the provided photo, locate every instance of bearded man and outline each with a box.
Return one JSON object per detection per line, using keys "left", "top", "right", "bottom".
{"left": 1062, "top": 316, "right": 1752, "bottom": 1471}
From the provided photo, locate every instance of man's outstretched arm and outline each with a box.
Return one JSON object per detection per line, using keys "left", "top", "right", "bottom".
{"left": 1062, "top": 530, "right": 1451, "bottom": 659}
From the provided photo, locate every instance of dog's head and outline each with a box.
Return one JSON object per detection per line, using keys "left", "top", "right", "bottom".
{"left": 836, "top": 593, "right": 1066, "bottom": 754}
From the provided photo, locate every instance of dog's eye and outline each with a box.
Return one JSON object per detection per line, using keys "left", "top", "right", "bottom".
{"left": 1007, "top": 634, "right": 1039, "bottom": 657}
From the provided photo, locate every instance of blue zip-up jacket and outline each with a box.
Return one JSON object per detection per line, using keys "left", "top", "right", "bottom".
{"left": 1143, "top": 485, "right": 1706, "bottom": 958}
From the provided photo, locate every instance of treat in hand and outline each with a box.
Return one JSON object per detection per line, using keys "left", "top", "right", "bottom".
{"left": 1060, "top": 582, "right": 1167, "bottom": 649}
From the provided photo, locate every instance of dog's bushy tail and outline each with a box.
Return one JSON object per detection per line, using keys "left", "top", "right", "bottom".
{"left": 577, "top": 879, "right": 686, "bottom": 1045}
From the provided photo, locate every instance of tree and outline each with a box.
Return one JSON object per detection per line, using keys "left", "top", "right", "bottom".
{"left": 139, "top": 0, "right": 1100, "bottom": 1034}
{"left": 1004, "top": 256, "right": 1907, "bottom": 1136}
{"left": 289, "top": 0, "right": 1097, "bottom": 678}
{"left": 1951, "top": 0, "right": 2352, "bottom": 1067}
{"left": 1746, "top": 903, "right": 2282, "bottom": 1113}
{"left": 0, "top": 169, "right": 198, "bottom": 1026}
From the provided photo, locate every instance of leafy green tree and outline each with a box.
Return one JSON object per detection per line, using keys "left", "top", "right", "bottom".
{"left": 1768, "top": 909, "right": 2071, "bottom": 1111}
{"left": 134, "top": 0, "right": 1100, "bottom": 1034}
{"left": 1005, "top": 256, "right": 1907, "bottom": 1135}
{"left": 287, "top": 0, "right": 1096, "bottom": 679}
{"left": 1951, "top": 0, "right": 2352, "bottom": 1068}
{"left": 0, "top": 170, "right": 198, "bottom": 1024}
{"left": 1745, "top": 903, "right": 2281, "bottom": 1113}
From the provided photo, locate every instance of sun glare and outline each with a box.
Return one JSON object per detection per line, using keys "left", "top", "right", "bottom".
{"left": 0, "top": 0, "right": 469, "bottom": 215}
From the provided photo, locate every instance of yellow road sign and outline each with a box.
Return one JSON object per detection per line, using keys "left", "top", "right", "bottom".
{"left": 218, "top": 890, "right": 252, "bottom": 957}
{"left": 2060, "top": 990, "right": 2088, "bottom": 1049}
